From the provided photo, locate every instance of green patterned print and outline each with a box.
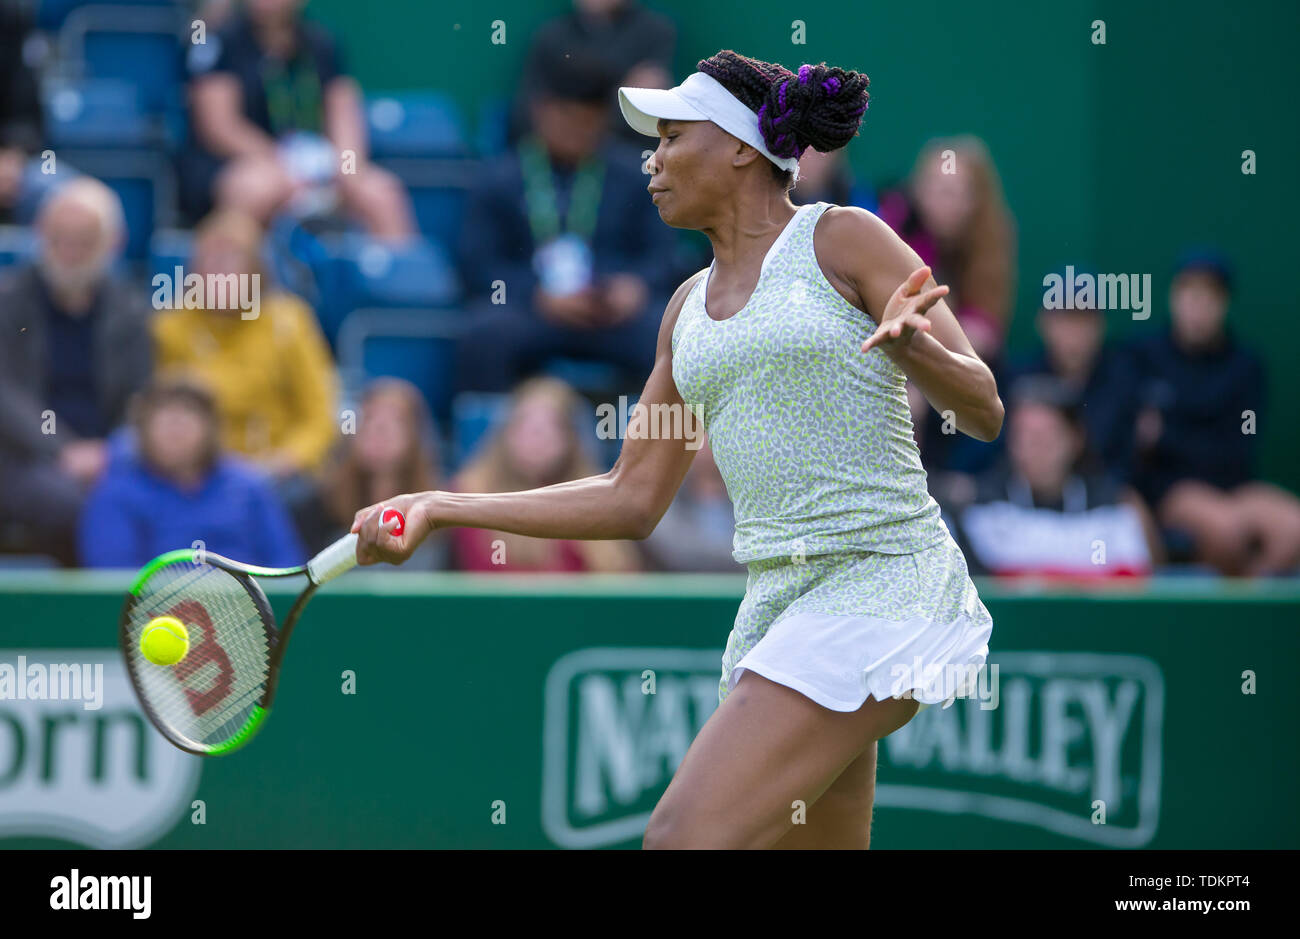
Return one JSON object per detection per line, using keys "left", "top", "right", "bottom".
{"left": 672, "top": 201, "right": 949, "bottom": 563}
{"left": 669, "top": 201, "right": 992, "bottom": 707}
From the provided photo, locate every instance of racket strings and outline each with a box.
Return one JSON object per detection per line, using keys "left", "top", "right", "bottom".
{"left": 125, "top": 560, "right": 272, "bottom": 751}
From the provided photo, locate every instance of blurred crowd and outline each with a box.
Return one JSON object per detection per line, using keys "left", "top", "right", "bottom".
{"left": 1, "top": 0, "right": 1297, "bottom": 579}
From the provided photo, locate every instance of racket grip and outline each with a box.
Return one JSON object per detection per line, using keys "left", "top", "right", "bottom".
{"left": 307, "top": 532, "right": 359, "bottom": 585}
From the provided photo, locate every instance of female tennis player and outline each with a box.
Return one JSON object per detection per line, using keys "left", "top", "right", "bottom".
{"left": 352, "top": 49, "right": 1002, "bottom": 849}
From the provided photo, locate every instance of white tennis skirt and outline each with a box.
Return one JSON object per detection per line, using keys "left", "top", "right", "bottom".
{"left": 721, "top": 531, "right": 993, "bottom": 712}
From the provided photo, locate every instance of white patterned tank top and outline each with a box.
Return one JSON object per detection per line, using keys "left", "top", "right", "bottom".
{"left": 671, "top": 200, "right": 949, "bottom": 563}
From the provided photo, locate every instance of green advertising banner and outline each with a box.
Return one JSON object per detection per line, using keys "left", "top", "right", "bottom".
{"left": 1, "top": 573, "right": 1296, "bottom": 849}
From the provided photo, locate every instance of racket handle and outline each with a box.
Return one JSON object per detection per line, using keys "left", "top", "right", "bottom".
{"left": 307, "top": 532, "right": 359, "bottom": 585}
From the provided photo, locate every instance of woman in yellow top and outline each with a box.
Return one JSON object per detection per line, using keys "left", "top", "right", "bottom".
{"left": 151, "top": 209, "right": 339, "bottom": 480}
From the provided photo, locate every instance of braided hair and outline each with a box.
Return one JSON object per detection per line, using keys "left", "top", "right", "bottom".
{"left": 697, "top": 50, "right": 870, "bottom": 187}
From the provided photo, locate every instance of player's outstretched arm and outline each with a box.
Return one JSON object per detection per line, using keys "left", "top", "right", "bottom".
{"left": 351, "top": 273, "right": 707, "bottom": 566}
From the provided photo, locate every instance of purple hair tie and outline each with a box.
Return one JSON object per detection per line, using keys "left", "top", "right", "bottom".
{"left": 798, "top": 64, "right": 811, "bottom": 84}
{"left": 778, "top": 79, "right": 788, "bottom": 111}
{"left": 822, "top": 76, "right": 841, "bottom": 95}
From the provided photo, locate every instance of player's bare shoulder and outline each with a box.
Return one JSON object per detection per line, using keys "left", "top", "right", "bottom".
{"left": 814, "top": 205, "right": 916, "bottom": 321}
{"left": 817, "top": 204, "right": 898, "bottom": 259}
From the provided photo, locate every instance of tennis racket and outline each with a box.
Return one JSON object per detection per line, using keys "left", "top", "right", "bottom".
{"left": 119, "top": 508, "right": 405, "bottom": 756}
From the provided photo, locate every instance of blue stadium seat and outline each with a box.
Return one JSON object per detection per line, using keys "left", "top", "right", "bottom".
{"left": 336, "top": 309, "right": 467, "bottom": 423}
{"left": 475, "top": 96, "right": 510, "bottom": 157}
{"left": 313, "top": 234, "right": 462, "bottom": 346}
{"left": 450, "top": 391, "right": 512, "bottom": 468}
{"left": 43, "top": 77, "right": 153, "bottom": 149}
{"left": 407, "top": 183, "right": 468, "bottom": 256}
{"left": 542, "top": 357, "right": 626, "bottom": 395}
{"left": 37, "top": 0, "right": 178, "bottom": 33}
{"left": 57, "top": 149, "right": 177, "bottom": 260}
{"left": 450, "top": 389, "right": 623, "bottom": 473}
{"left": 0, "top": 226, "right": 39, "bottom": 269}
{"left": 367, "top": 92, "right": 468, "bottom": 159}
{"left": 148, "top": 227, "right": 193, "bottom": 281}
{"left": 59, "top": 3, "right": 185, "bottom": 116}
{"left": 374, "top": 157, "right": 476, "bottom": 256}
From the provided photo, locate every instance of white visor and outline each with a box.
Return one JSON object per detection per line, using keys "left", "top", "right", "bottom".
{"left": 618, "top": 71, "right": 801, "bottom": 180}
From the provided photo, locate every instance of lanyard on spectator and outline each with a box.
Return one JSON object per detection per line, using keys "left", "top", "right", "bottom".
{"left": 519, "top": 135, "right": 605, "bottom": 245}
{"left": 264, "top": 55, "right": 323, "bottom": 135}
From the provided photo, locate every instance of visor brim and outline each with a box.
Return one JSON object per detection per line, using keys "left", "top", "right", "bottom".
{"left": 617, "top": 86, "right": 708, "bottom": 137}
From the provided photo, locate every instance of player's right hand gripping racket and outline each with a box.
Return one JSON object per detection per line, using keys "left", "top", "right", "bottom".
{"left": 119, "top": 508, "right": 405, "bottom": 756}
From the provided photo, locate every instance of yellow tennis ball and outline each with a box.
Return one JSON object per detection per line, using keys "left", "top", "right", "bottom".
{"left": 141, "top": 616, "right": 190, "bottom": 666}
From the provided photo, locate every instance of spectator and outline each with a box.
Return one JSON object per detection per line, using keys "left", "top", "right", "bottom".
{"left": 455, "top": 45, "right": 678, "bottom": 394}
{"left": 790, "top": 146, "right": 877, "bottom": 212}
{"left": 78, "top": 377, "right": 304, "bottom": 568}
{"left": 0, "top": 178, "right": 152, "bottom": 564}
{"left": 151, "top": 208, "right": 339, "bottom": 492}
{"left": 1006, "top": 267, "right": 1142, "bottom": 481}
{"left": 447, "top": 377, "right": 641, "bottom": 572}
{"left": 182, "top": 0, "right": 413, "bottom": 238}
{"left": 1131, "top": 249, "right": 1300, "bottom": 575}
{"left": 877, "top": 136, "right": 1016, "bottom": 363}
{"left": 510, "top": 0, "right": 677, "bottom": 149}
{"left": 0, "top": 0, "right": 43, "bottom": 224}
{"left": 641, "top": 435, "right": 743, "bottom": 572}
{"left": 302, "top": 378, "right": 448, "bottom": 569}
{"left": 955, "top": 377, "right": 1161, "bottom": 579}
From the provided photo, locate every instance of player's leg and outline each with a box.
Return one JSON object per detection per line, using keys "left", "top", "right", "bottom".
{"left": 771, "top": 741, "right": 878, "bottom": 849}
{"left": 642, "top": 670, "right": 918, "bottom": 849}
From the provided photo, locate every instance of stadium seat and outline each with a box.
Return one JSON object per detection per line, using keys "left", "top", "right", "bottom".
{"left": 373, "top": 156, "right": 476, "bottom": 255}
{"left": 312, "top": 234, "right": 462, "bottom": 347}
{"left": 475, "top": 96, "right": 510, "bottom": 157}
{"left": 36, "top": 0, "right": 178, "bottom": 33}
{"left": 542, "top": 357, "right": 626, "bottom": 396}
{"left": 449, "top": 389, "right": 624, "bottom": 474}
{"left": 0, "top": 226, "right": 39, "bottom": 269}
{"left": 406, "top": 182, "right": 468, "bottom": 256}
{"left": 56, "top": 149, "right": 177, "bottom": 260}
{"left": 336, "top": 308, "right": 468, "bottom": 424}
{"left": 366, "top": 92, "right": 468, "bottom": 159}
{"left": 58, "top": 3, "right": 185, "bottom": 116}
{"left": 147, "top": 227, "right": 193, "bottom": 281}
{"left": 450, "top": 391, "right": 512, "bottom": 468}
{"left": 43, "top": 77, "right": 154, "bottom": 149}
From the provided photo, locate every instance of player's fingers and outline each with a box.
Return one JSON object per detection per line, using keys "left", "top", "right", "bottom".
{"left": 350, "top": 503, "right": 380, "bottom": 534}
{"left": 902, "top": 265, "right": 931, "bottom": 297}
{"left": 913, "top": 284, "right": 949, "bottom": 314}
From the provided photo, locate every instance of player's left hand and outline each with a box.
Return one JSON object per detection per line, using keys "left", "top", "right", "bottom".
{"left": 861, "top": 265, "right": 948, "bottom": 355}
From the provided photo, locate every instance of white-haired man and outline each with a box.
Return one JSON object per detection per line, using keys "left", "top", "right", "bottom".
{"left": 0, "top": 176, "right": 153, "bottom": 564}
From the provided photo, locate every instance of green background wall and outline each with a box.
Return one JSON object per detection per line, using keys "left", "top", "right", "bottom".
{"left": 305, "top": 0, "right": 1299, "bottom": 489}
{"left": 2, "top": 573, "right": 1297, "bottom": 849}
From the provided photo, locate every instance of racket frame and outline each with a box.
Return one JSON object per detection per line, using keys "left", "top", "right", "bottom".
{"left": 120, "top": 547, "right": 324, "bottom": 757}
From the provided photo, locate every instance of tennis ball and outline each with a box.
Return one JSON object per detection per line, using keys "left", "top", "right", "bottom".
{"left": 141, "top": 616, "right": 190, "bottom": 666}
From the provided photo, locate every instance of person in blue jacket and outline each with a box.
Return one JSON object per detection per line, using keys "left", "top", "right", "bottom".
{"left": 78, "top": 376, "right": 306, "bottom": 569}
